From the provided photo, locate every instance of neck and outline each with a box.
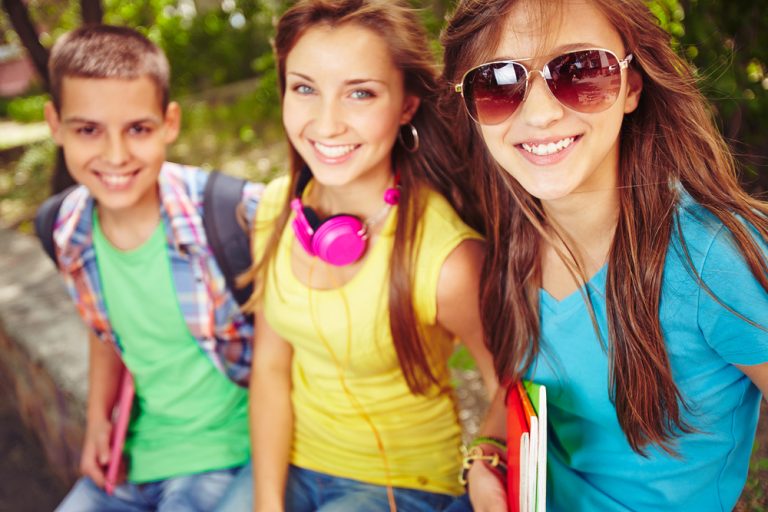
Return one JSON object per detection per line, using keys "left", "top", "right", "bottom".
{"left": 309, "top": 168, "right": 394, "bottom": 220}
{"left": 97, "top": 188, "right": 161, "bottom": 251}
{"left": 542, "top": 186, "right": 619, "bottom": 272}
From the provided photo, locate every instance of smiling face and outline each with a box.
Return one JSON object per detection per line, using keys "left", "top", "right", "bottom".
{"left": 282, "top": 23, "right": 419, "bottom": 193}
{"left": 478, "top": 0, "right": 641, "bottom": 204}
{"left": 44, "top": 76, "right": 180, "bottom": 218}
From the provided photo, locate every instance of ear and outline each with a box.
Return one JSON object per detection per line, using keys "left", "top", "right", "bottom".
{"left": 44, "top": 101, "right": 63, "bottom": 145}
{"left": 623, "top": 69, "right": 643, "bottom": 114}
{"left": 163, "top": 101, "right": 182, "bottom": 144}
{"left": 400, "top": 94, "right": 421, "bottom": 125}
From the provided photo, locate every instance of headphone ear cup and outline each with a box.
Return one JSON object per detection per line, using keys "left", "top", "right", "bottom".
{"left": 290, "top": 198, "right": 316, "bottom": 255}
{"left": 312, "top": 215, "right": 367, "bottom": 266}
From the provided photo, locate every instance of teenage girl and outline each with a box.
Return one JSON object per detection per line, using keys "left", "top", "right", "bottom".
{"left": 441, "top": 0, "right": 768, "bottom": 510}
{"left": 244, "top": 1, "right": 497, "bottom": 511}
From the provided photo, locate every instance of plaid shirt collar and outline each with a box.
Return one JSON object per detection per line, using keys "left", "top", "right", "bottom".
{"left": 56, "top": 163, "right": 204, "bottom": 270}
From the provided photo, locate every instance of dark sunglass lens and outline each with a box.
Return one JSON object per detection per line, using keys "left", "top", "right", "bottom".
{"left": 465, "top": 62, "right": 527, "bottom": 125}
{"left": 547, "top": 50, "right": 622, "bottom": 113}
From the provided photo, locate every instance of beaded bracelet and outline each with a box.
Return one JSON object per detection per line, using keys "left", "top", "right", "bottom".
{"left": 459, "top": 445, "right": 508, "bottom": 486}
{"left": 468, "top": 435, "right": 507, "bottom": 452}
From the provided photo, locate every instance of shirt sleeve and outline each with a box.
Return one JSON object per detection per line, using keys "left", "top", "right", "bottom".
{"left": 240, "top": 180, "right": 266, "bottom": 231}
{"left": 697, "top": 222, "right": 768, "bottom": 365}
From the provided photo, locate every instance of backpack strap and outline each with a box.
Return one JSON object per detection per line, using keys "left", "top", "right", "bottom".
{"left": 203, "top": 170, "right": 254, "bottom": 307}
{"left": 34, "top": 185, "right": 76, "bottom": 265}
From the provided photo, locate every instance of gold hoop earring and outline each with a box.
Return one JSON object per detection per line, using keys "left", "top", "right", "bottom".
{"left": 398, "top": 123, "right": 419, "bottom": 153}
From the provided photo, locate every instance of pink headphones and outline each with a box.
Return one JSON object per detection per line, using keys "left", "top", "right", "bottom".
{"left": 290, "top": 168, "right": 400, "bottom": 266}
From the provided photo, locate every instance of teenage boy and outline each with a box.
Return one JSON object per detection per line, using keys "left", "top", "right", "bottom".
{"left": 42, "top": 25, "right": 262, "bottom": 511}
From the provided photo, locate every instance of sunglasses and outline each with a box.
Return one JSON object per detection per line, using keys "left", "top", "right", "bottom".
{"left": 455, "top": 48, "right": 633, "bottom": 125}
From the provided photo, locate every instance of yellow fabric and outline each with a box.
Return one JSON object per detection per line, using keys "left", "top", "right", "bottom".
{"left": 254, "top": 175, "right": 480, "bottom": 496}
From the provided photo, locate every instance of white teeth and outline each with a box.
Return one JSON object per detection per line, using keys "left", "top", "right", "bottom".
{"left": 313, "top": 142, "right": 357, "bottom": 158}
{"left": 521, "top": 137, "right": 575, "bottom": 156}
{"left": 99, "top": 172, "right": 133, "bottom": 187}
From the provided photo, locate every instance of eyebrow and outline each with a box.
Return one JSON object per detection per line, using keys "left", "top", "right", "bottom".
{"left": 286, "top": 71, "right": 386, "bottom": 86}
{"left": 494, "top": 42, "right": 607, "bottom": 61}
{"left": 62, "top": 116, "right": 161, "bottom": 125}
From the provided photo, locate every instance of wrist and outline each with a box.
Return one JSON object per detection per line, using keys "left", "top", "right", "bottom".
{"left": 459, "top": 441, "right": 508, "bottom": 487}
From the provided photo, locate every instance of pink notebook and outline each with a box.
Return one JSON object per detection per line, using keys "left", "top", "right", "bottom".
{"left": 105, "top": 370, "right": 135, "bottom": 495}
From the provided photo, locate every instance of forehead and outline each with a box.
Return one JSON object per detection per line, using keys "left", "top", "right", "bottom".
{"left": 493, "top": 0, "right": 624, "bottom": 60}
{"left": 286, "top": 23, "right": 401, "bottom": 82}
{"left": 59, "top": 75, "right": 164, "bottom": 117}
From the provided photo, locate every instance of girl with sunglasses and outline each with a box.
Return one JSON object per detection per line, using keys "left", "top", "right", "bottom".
{"left": 222, "top": 1, "right": 498, "bottom": 511}
{"left": 442, "top": 0, "right": 768, "bottom": 510}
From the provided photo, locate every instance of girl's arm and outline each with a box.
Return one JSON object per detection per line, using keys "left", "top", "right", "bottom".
{"left": 736, "top": 362, "right": 768, "bottom": 398}
{"left": 436, "top": 238, "right": 498, "bottom": 396}
{"left": 467, "top": 387, "right": 509, "bottom": 512}
{"left": 250, "top": 310, "right": 294, "bottom": 512}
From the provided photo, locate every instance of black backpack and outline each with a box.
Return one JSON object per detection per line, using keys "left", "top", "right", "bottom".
{"left": 34, "top": 170, "right": 254, "bottom": 307}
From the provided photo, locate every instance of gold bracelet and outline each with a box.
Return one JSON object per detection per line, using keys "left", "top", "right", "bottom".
{"left": 459, "top": 445, "right": 504, "bottom": 486}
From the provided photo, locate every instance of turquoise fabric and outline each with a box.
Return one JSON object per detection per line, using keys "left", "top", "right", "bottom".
{"left": 531, "top": 193, "right": 768, "bottom": 511}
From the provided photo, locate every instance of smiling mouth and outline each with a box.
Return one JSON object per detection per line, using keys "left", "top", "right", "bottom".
{"left": 94, "top": 169, "right": 140, "bottom": 188}
{"left": 312, "top": 141, "right": 359, "bottom": 159}
{"left": 520, "top": 137, "right": 577, "bottom": 156}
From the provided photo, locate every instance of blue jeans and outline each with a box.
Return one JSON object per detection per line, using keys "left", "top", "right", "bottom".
{"left": 215, "top": 463, "right": 463, "bottom": 512}
{"left": 442, "top": 493, "right": 473, "bottom": 512}
{"left": 55, "top": 466, "right": 245, "bottom": 512}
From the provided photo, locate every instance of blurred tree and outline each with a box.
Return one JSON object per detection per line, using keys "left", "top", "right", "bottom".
{"left": 1, "top": 0, "right": 765, "bottom": 193}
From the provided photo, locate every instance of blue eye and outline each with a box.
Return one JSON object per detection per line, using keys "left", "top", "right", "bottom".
{"left": 350, "top": 89, "right": 374, "bottom": 99}
{"left": 294, "top": 84, "right": 315, "bottom": 95}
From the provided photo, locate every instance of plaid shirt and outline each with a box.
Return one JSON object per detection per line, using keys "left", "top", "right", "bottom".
{"left": 52, "top": 162, "right": 263, "bottom": 386}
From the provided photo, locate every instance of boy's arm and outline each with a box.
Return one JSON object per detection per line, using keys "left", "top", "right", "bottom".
{"left": 250, "top": 310, "right": 294, "bottom": 512}
{"left": 81, "top": 331, "right": 123, "bottom": 488}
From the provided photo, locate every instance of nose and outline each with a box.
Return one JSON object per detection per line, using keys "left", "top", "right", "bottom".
{"left": 518, "top": 72, "right": 564, "bottom": 129}
{"left": 103, "top": 131, "right": 130, "bottom": 167}
{"left": 314, "top": 98, "right": 346, "bottom": 138}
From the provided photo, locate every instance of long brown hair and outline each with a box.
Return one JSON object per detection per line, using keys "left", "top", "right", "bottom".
{"left": 442, "top": 0, "right": 768, "bottom": 454}
{"left": 247, "top": 0, "right": 479, "bottom": 394}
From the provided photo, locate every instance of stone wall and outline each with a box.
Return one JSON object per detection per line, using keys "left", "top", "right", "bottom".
{"left": 0, "top": 228, "right": 88, "bottom": 485}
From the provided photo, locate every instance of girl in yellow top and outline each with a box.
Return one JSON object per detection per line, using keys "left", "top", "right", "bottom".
{"left": 242, "top": 1, "right": 497, "bottom": 511}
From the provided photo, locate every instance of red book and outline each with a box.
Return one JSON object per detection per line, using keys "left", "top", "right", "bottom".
{"left": 506, "top": 383, "right": 530, "bottom": 512}
{"left": 105, "top": 370, "right": 135, "bottom": 495}
{"left": 506, "top": 381, "right": 547, "bottom": 512}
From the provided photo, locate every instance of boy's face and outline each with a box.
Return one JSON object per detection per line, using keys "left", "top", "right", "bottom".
{"left": 44, "top": 76, "right": 180, "bottom": 216}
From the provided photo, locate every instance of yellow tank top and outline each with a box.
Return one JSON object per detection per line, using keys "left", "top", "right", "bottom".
{"left": 254, "top": 176, "right": 480, "bottom": 495}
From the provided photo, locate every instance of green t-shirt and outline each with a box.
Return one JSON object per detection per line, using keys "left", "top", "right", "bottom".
{"left": 92, "top": 212, "right": 249, "bottom": 482}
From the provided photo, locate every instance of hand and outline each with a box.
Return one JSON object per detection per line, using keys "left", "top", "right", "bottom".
{"left": 467, "top": 459, "right": 507, "bottom": 512}
{"left": 79, "top": 417, "right": 113, "bottom": 488}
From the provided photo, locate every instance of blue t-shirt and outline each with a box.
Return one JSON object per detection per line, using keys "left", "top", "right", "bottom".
{"left": 530, "top": 194, "right": 768, "bottom": 511}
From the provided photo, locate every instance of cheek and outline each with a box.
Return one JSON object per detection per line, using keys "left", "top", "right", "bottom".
{"left": 480, "top": 125, "right": 514, "bottom": 165}
{"left": 352, "top": 105, "right": 401, "bottom": 145}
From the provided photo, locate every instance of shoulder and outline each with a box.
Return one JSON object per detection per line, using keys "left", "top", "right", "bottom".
{"left": 258, "top": 175, "right": 291, "bottom": 222}
{"left": 671, "top": 190, "right": 767, "bottom": 274}
{"left": 158, "top": 161, "right": 208, "bottom": 204}
{"left": 418, "top": 187, "right": 481, "bottom": 240}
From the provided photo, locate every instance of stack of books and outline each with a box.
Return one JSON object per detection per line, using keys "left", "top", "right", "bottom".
{"left": 506, "top": 380, "right": 547, "bottom": 512}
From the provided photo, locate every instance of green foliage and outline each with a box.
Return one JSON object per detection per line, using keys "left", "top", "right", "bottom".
{"left": 4, "top": 94, "right": 47, "bottom": 122}
{"left": 99, "top": 0, "right": 278, "bottom": 97}
{"left": 669, "top": 0, "right": 768, "bottom": 186}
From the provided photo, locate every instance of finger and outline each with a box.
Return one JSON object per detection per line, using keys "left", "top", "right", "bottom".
{"left": 96, "top": 426, "right": 112, "bottom": 467}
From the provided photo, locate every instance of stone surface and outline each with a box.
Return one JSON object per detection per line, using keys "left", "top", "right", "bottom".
{"left": 0, "top": 228, "right": 87, "bottom": 488}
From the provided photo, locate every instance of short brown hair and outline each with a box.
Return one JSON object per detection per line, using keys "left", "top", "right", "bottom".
{"left": 48, "top": 24, "right": 170, "bottom": 111}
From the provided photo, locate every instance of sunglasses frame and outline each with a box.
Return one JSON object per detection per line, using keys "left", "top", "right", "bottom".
{"left": 455, "top": 48, "right": 634, "bottom": 125}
